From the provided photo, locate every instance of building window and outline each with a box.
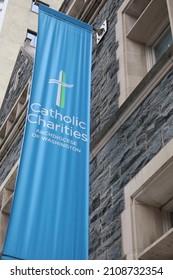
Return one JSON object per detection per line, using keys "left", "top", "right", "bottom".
{"left": 133, "top": 189, "right": 173, "bottom": 260}
{"left": 66, "top": 0, "right": 85, "bottom": 18}
{"left": 26, "top": 29, "right": 37, "bottom": 48}
{"left": 31, "top": 0, "right": 49, "bottom": 14}
{"left": 153, "top": 26, "right": 173, "bottom": 61}
{"left": 121, "top": 139, "right": 173, "bottom": 259}
{"left": 116, "top": 0, "right": 173, "bottom": 106}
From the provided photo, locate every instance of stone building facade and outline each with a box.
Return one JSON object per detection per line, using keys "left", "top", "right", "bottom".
{"left": 0, "top": 0, "right": 173, "bottom": 259}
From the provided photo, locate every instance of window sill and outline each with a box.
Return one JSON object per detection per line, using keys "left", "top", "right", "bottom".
{"left": 121, "top": 139, "right": 173, "bottom": 259}
{"left": 125, "top": 0, "right": 150, "bottom": 18}
{"left": 30, "top": 9, "right": 38, "bottom": 14}
{"left": 138, "top": 228, "right": 173, "bottom": 260}
{"left": 127, "top": 0, "right": 169, "bottom": 45}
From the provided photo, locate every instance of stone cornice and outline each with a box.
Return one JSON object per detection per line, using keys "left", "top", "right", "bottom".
{"left": 77, "top": 0, "right": 106, "bottom": 24}
{"left": 60, "top": 0, "right": 106, "bottom": 24}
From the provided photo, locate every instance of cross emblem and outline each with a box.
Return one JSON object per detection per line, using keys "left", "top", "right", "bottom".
{"left": 49, "top": 70, "right": 73, "bottom": 108}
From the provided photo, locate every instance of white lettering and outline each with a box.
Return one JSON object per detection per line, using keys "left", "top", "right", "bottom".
{"left": 29, "top": 103, "right": 88, "bottom": 142}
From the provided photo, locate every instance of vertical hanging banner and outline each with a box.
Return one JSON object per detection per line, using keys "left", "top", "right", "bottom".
{"left": 2, "top": 4, "right": 92, "bottom": 260}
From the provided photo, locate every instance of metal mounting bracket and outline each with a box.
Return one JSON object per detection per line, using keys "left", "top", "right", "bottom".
{"left": 96, "top": 20, "right": 107, "bottom": 44}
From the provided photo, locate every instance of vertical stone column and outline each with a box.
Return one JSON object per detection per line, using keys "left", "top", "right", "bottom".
{"left": 166, "top": 0, "right": 173, "bottom": 36}
{"left": 0, "top": 211, "right": 9, "bottom": 254}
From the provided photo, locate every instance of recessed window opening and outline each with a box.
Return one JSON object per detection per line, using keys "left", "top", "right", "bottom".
{"left": 121, "top": 140, "right": 173, "bottom": 259}
{"left": 132, "top": 161, "right": 173, "bottom": 259}
{"left": 26, "top": 29, "right": 37, "bottom": 48}
{"left": 116, "top": 0, "right": 173, "bottom": 106}
{"left": 31, "top": 0, "right": 49, "bottom": 14}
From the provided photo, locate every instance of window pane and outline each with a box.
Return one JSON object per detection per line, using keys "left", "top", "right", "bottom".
{"left": 154, "top": 27, "right": 173, "bottom": 61}
{"left": 26, "top": 30, "right": 37, "bottom": 47}
{"left": 31, "top": 1, "right": 39, "bottom": 13}
{"left": 31, "top": 0, "right": 49, "bottom": 14}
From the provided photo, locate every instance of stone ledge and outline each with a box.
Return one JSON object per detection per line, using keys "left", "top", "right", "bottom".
{"left": 138, "top": 228, "right": 173, "bottom": 260}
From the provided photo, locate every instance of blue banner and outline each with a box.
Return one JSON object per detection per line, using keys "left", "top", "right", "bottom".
{"left": 2, "top": 4, "right": 92, "bottom": 260}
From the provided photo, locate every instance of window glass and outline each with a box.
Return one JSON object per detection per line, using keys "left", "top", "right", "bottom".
{"left": 31, "top": 0, "right": 49, "bottom": 14}
{"left": 31, "top": 1, "right": 39, "bottom": 13}
{"left": 154, "top": 27, "right": 173, "bottom": 61}
{"left": 26, "top": 29, "right": 37, "bottom": 47}
{"left": 0, "top": 1, "right": 4, "bottom": 12}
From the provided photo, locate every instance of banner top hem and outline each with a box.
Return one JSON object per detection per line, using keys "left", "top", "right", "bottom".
{"left": 39, "top": 4, "right": 93, "bottom": 32}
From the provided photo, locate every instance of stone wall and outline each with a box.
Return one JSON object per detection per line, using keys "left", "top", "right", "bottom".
{"left": 0, "top": 48, "right": 33, "bottom": 184}
{"left": 89, "top": 0, "right": 173, "bottom": 259}
{"left": 0, "top": 48, "right": 33, "bottom": 126}
{"left": 89, "top": 69, "right": 173, "bottom": 259}
{"left": 91, "top": 0, "right": 124, "bottom": 141}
